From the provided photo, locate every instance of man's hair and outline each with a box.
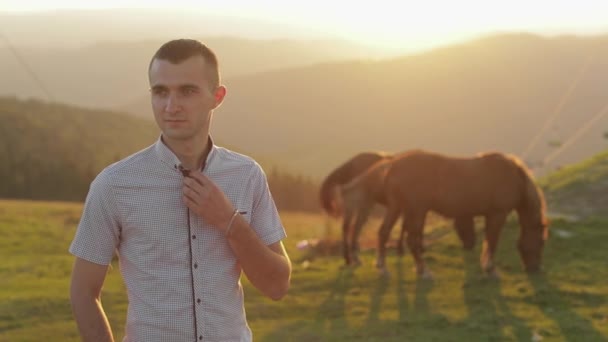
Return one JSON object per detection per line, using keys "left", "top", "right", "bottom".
{"left": 149, "top": 39, "right": 220, "bottom": 88}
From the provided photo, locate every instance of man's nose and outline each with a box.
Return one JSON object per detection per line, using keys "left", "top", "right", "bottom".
{"left": 165, "top": 93, "right": 182, "bottom": 113}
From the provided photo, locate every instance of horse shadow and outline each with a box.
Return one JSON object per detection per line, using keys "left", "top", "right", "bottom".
{"left": 526, "top": 273, "right": 606, "bottom": 341}
{"left": 461, "top": 250, "right": 532, "bottom": 340}
{"left": 314, "top": 267, "right": 354, "bottom": 333}
{"left": 461, "top": 218, "right": 607, "bottom": 342}
{"left": 364, "top": 257, "right": 426, "bottom": 325}
{"left": 364, "top": 256, "right": 446, "bottom": 341}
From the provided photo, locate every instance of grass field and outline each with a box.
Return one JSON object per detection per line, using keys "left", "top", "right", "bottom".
{"left": 1, "top": 199, "right": 607, "bottom": 341}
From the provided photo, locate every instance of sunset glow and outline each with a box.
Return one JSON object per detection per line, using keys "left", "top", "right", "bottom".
{"left": 3, "top": 0, "right": 607, "bottom": 51}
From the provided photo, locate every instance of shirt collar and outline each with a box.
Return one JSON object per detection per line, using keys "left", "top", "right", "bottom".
{"left": 154, "top": 134, "right": 217, "bottom": 172}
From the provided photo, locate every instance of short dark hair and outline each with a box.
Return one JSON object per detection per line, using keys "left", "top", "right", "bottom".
{"left": 149, "top": 39, "right": 220, "bottom": 88}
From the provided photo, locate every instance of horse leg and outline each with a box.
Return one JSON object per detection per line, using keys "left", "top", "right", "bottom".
{"left": 454, "top": 216, "right": 476, "bottom": 250}
{"left": 397, "top": 216, "right": 406, "bottom": 256}
{"left": 405, "top": 211, "right": 431, "bottom": 279}
{"left": 375, "top": 206, "right": 401, "bottom": 276}
{"left": 341, "top": 209, "right": 354, "bottom": 266}
{"left": 350, "top": 204, "right": 372, "bottom": 267}
{"left": 480, "top": 212, "right": 508, "bottom": 277}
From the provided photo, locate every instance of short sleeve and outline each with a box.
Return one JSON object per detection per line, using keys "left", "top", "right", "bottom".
{"left": 69, "top": 170, "right": 122, "bottom": 265}
{"left": 248, "top": 164, "right": 287, "bottom": 245}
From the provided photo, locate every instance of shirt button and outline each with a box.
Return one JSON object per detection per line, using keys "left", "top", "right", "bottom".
{"left": 197, "top": 298, "right": 201, "bottom": 304}
{"left": 194, "top": 263, "right": 198, "bottom": 269}
{"left": 199, "top": 335, "right": 202, "bottom": 340}
{"left": 192, "top": 235, "right": 196, "bottom": 239}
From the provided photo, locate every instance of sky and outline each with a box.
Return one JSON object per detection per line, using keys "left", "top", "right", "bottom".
{"left": 2, "top": 0, "right": 608, "bottom": 51}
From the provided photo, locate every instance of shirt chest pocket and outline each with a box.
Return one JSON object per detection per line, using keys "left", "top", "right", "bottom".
{"left": 119, "top": 191, "right": 188, "bottom": 246}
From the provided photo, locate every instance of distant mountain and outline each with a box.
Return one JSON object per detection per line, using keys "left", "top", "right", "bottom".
{"left": 0, "top": 9, "right": 385, "bottom": 111}
{"left": 137, "top": 32, "right": 607, "bottom": 179}
{"left": 5, "top": 29, "right": 608, "bottom": 181}
{"left": 1, "top": 38, "right": 378, "bottom": 112}
{"left": 0, "top": 9, "right": 335, "bottom": 47}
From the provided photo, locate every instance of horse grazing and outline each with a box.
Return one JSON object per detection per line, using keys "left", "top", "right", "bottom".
{"left": 338, "top": 158, "right": 400, "bottom": 266}
{"left": 320, "top": 151, "right": 393, "bottom": 265}
{"left": 375, "top": 150, "right": 549, "bottom": 278}
{"left": 340, "top": 156, "right": 477, "bottom": 268}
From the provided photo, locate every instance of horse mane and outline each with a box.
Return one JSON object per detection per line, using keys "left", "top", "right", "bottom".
{"left": 338, "top": 158, "right": 395, "bottom": 210}
{"left": 340, "top": 149, "right": 427, "bottom": 198}
{"left": 505, "top": 153, "right": 549, "bottom": 230}
{"left": 320, "top": 151, "right": 391, "bottom": 216}
{"left": 342, "top": 158, "right": 394, "bottom": 193}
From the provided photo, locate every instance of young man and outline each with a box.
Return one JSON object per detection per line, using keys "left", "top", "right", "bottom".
{"left": 69, "top": 39, "right": 292, "bottom": 342}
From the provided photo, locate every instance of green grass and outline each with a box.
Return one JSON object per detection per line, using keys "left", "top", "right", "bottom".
{"left": 539, "top": 149, "right": 608, "bottom": 219}
{"left": 1, "top": 199, "right": 607, "bottom": 341}
{"left": 540, "top": 150, "right": 608, "bottom": 193}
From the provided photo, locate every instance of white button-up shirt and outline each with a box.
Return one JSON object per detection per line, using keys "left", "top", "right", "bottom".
{"left": 70, "top": 137, "right": 287, "bottom": 342}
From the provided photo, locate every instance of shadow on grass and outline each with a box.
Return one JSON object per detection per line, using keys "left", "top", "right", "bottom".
{"left": 259, "top": 267, "right": 356, "bottom": 341}
{"left": 260, "top": 218, "right": 608, "bottom": 341}
{"left": 461, "top": 250, "right": 532, "bottom": 341}
{"left": 527, "top": 266, "right": 607, "bottom": 341}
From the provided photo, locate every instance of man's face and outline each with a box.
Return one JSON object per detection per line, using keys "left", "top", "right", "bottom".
{"left": 148, "top": 55, "right": 225, "bottom": 142}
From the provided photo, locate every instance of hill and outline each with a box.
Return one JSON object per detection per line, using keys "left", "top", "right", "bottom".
{"left": 541, "top": 149, "right": 608, "bottom": 219}
{"left": 1, "top": 37, "right": 377, "bottom": 112}
{"left": 0, "top": 97, "right": 319, "bottom": 210}
{"left": 0, "top": 97, "right": 159, "bottom": 201}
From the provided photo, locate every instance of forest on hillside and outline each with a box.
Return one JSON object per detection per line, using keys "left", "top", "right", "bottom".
{"left": 0, "top": 97, "right": 320, "bottom": 212}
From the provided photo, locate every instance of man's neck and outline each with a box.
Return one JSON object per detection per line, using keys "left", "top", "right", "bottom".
{"left": 162, "top": 135, "right": 211, "bottom": 171}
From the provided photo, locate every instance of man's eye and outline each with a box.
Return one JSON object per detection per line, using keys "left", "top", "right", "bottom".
{"left": 152, "top": 89, "right": 167, "bottom": 97}
{"left": 182, "top": 88, "right": 197, "bottom": 96}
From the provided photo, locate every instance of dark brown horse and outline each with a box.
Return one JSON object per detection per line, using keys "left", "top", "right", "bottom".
{"left": 320, "top": 151, "right": 393, "bottom": 265}
{"left": 375, "top": 150, "right": 549, "bottom": 278}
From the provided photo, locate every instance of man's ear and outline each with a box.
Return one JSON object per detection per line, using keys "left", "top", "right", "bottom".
{"left": 213, "top": 85, "right": 227, "bottom": 109}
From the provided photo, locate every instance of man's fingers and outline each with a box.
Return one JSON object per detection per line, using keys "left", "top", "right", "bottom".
{"left": 183, "top": 185, "right": 200, "bottom": 200}
{"left": 188, "top": 171, "right": 210, "bottom": 186}
{"left": 183, "top": 195, "right": 196, "bottom": 209}
{"left": 183, "top": 176, "right": 197, "bottom": 187}
{"left": 183, "top": 177, "right": 204, "bottom": 193}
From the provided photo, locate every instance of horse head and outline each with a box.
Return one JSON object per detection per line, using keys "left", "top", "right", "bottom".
{"left": 518, "top": 213, "right": 549, "bottom": 273}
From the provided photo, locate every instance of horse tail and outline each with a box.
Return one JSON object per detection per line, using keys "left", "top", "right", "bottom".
{"left": 320, "top": 152, "right": 389, "bottom": 216}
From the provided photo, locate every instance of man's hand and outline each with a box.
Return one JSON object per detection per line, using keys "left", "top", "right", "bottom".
{"left": 182, "top": 171, "right": 234, "bottom": 231}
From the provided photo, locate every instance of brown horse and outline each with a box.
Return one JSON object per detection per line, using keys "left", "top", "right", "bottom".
{"left": 338, "top": 158, "right": 397, "bottom": 266}
{"left": 375, "top": 150, "right": 549, "bottom": 278}
{"left": 320, "top": 151, "right": 393, "bottom": 265}
{"left": 339, "top": 156, "right": 477, "bottom": 267}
